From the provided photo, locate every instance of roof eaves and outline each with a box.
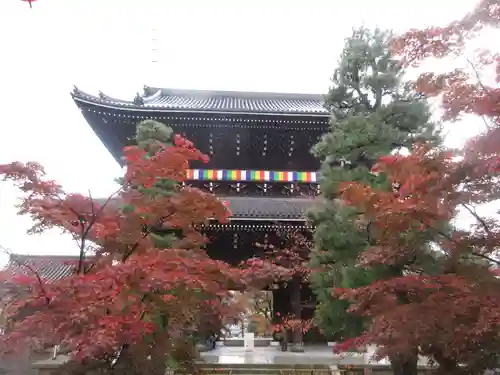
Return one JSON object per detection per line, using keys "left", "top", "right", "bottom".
{"left": 229, "top": 216, "right": 307, "bottom": 221}
{"left": 71, "top": 86, "right": 330, "bottom": 117}
{"left": 93, "top": 196, "right": 312, "bottom": 221}
{"left": 222, "top": 196, "right": 313, "bottom": 221}
{"left": 72, "top": 96, "right": 329, "bottom": 117}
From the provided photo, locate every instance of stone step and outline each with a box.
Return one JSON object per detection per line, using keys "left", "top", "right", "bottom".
{"left": 223, "top": 338, "right": 273, "bottom": 347}
{"left": 197, "top": 364, "right": 330, "bottom": 370}
{"left": 200, "top": 371, "right": 332, "bottom": 375}
{"left": 228, "top": 371, "right": 329, "bottom": 375}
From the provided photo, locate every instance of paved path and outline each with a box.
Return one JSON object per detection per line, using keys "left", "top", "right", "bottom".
{"left": 32, "top": 345, "right": 431, "bottom": 369}
{"left": 200, "top": 346, "right": 391, "bottom": 365}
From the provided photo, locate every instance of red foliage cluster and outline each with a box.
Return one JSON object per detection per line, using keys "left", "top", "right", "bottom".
{"left": 342, "top": 145, "right": 458, "bottom": 267}
{"left": 241, "top": 229, "right": 312, "bottom": 287}
{"left": 0, "top": 134, "right": 242, "bottom": 365}
{"left": 337, "top": 146, "right": 500, "bottom": 367}
{"left": 336, "top": 141, "right": 500, "bottom": 370}
{"left": 272, "top": 313, "right": 314, "bottom": 336}
{"left": 332, "top": 337, "right": 366, "bottom": 354}
{"left": 392, "top": 0, "right": 500, "bottom": 122}
{"left": 241, "top": 229, "right": 313, "bottom": 343}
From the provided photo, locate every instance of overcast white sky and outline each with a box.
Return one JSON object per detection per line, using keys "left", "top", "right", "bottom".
{"left": 0, "top": 0, "right": 489, "bottom": 265}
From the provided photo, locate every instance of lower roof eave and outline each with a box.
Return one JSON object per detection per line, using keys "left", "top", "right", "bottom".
{"left": 202, "top": 219, "right": 314, "bottom": 231}
{"left": 228, "top": 217, "right": 307, "bottom": 222}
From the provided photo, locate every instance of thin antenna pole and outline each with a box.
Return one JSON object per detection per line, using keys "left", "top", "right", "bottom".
{"left": 148, "top": 0, "right": 162, "bottom": 86}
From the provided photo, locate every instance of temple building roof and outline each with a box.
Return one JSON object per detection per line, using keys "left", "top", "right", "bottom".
{"left": 98, "top": 196, "right": 312, "bottom": 222}
{"left": 4, "top": 254, "right": 81, "bottom": 283}
{"left": 225, "top": 196, "right": 312, "bottom": 220}
{"left": 72, "top": 85, "right": 329, "bottom": 116}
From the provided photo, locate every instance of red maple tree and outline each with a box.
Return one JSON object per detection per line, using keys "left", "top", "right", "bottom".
{"left": 337, "top": 145, "right": 500, "bottom": 371}
{"left": 243, "top": 229, "right": 313, "bottom": 348}
{"left": 332, "top": 2, "right": 500, "bottom": 374}
{"left": 0, "top": 135, "right": 241, "bottom": 375}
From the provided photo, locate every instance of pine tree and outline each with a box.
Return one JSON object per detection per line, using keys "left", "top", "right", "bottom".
{"left": 309, "top": 27, "right": 441, "bottom": 370}
{"left": 135, "top": 120, "right": 179, "bottom": 248}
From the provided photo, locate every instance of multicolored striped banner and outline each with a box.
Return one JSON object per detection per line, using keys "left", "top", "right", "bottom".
{"left": 186, "top": 169, "right": 318, "bottom": 183}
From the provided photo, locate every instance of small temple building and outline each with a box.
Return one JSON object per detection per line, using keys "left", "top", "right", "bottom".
{"left": 4, "top": 254, "right": 81, "bottom": 282}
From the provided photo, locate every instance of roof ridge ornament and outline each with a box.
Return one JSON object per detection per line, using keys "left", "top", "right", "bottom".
{"left": 72, "top": 85, "right": 82, "bottom": 96}
{"left": 133, "top": 93, "right": 144, "bottom": 106}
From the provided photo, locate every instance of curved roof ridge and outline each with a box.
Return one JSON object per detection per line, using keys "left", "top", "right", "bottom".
{"left": 144, "top": 85, "right": 324, "bottom": 101}
{"left": 72, "top": 85, "right": 329, "bottom": 116}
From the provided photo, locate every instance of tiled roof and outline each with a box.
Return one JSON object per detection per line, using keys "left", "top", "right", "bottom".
{"left": 4, "top": 254, "right": 81, "bottom": 283}
{"left": 97, "top": 196, "right": 314, "bottom": 221}
{"left": 224, "top": 196, "right": 312, "bottom": 220}
{"left": 71, "top": 86, "right": 329, "bottom": 116}
{"left": 96, "top": 196, "right": 312, "bottom": 221}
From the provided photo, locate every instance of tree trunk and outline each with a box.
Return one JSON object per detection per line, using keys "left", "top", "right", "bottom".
{"left": 290, "top": 276, "right": 303, "bottom": 347}
{"left": 112, "top": 342, "right": 167, "bottom": 375}
{"left": 432, "top": 348, "right": 462, "bottom": 375}
{"left": 389, "top": 352, "right": 418, "bottom": 375}
{"left": 112, "top": 345, "right": 141, "bottom": 375}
